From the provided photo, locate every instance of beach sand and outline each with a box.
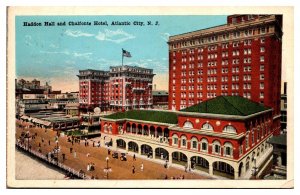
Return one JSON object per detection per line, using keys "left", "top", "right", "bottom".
{"left": 15, "top": 149, "right": 65, "bottom": 180}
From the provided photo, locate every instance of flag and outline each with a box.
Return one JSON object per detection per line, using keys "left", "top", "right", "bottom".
{"left": 122, "top": 49, "right": 132, "bottom": 57}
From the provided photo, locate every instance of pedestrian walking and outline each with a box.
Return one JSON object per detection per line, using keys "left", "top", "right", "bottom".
{"left": 62, "top": 153, "right": 65, "bottom": 161}
{"left": 42, "top": 138, "right": 44, "bottom": 143}
{"left": 73, "top": 150, "right": 77, "bottom": 158}
{"left": 70, "top": 147, "right": 73, "bottom": 153}
{"left": 140, "top": 162, "right": 144, "bottom": 172}
{"left": 48, "top": 140, "right": 51, "bottom": 145}
{"left": 93, "top": 141, "right": 95, "bottom": 147}
{"left": 87, "top": 163, "right": 90, "bottom": 171}
{"left": 133, "top": 154, "right": 136, "bottom": 161}
{"left": 132, "top": 165, "right": 135, "bottom": 174}
{"left": 38, "top": 142, "right": 41, "bottom": 147}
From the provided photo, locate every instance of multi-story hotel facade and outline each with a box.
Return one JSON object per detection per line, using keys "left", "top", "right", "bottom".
{"left": 168, "top": 15, "right": 282, "bottom": 135}
{"left": 77, "top": 65, "right": 154, "bottom": 112}
{"left": 99, "top": 96, "right": 274, "bottom": 179}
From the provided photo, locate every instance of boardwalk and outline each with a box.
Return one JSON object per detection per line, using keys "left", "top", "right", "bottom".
{"left": 15, "top": 120, "right": 213, "bottom": 180}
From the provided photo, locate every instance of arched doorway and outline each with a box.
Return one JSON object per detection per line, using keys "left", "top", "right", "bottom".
{"left": 141, "top": 144, "right": 153, "bottom": 157}
{"left": 155, "top": 147, "right": 169, "bottom": 160}
{"left": 143, "top": 125, "right": 149, "bottom": 136}
{"left": 157, "top": 127, "right": 162, "bottom": 138}
{"left": 128, "top": 141, "right": 139, "bottom": 153}
{"left": 137, "top": 124, "right": 142, "bottom": 135}
{"left": 163, "top": 128, "right": 169, "bottom": 143}
{"left": 126, "top": 123, "right": 131, "bottom": 133}
{"left": 116, "top": 139, "right": 126, "bottom": 149}
{"left": 238, "top": 162, "right": 244, "bottom": 177}
{"left": 150, "top": 126, "right": 155, "bottom": 138}
{"left": 172, "top": 151, "right": 187, "bottom": 166}
{"left": 213, "top": 161, "right": 235, "bottom": 179}
{"left": 190, "top": 156, "right": 209, "bottom": 173}
{"left": 132, "top": 123, "right": 136, "bottom": 134}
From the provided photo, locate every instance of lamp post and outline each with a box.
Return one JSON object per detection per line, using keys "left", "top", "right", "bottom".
{"left": 56, "top": 140, "right": 59, "bottom": 166}
{"left": 106, "top": 156, "right": 109, "bottom": 179}
{"left": 103, "top": 156, "right": 111, "bottom": 179}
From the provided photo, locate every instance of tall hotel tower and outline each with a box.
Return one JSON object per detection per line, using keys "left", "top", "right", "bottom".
{"left": 168, "top": 15, "right": 282, "bottom": 134}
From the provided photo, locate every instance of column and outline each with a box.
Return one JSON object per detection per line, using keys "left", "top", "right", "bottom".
{"left": 234, "top": 170, "right": 239, "bottom": 180}
{"left": 187, "top": 157, "right": 191, "bottom": 171}
{"left": 169, "top": 153, "right": 173, "bottom": 164}
{"left": 138, "top": 146, "right": 141, "bottom": 155}
{"left": 209, "top": 163, "right": 214, "bottom": 176}
{"left": 125, "top": 142, "right": 128, "bottom": 151}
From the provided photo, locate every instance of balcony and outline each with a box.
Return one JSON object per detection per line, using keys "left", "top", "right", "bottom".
{"left": 132, "top": 87, "right": 145, "bottom": 92}
{"left": 120, "top": 132, "right": 169, "bottom": 146}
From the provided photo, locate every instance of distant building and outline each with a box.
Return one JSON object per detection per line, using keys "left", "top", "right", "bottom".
{"left": 15, "top": 79, "right": 53, "bottom": 98}
{"left": 77, "top": 65, "right": 155, "bottom": 113}
{"left": 65, "top": 103, "right": 79, "bottom": 117}
{"left": 266, "top": 133, "right": 287, "bottom": 179}
{"left": 152, "top": 90, "right": 169, "bottom": 108}
{"left": 17, "top": 92, "right": 78, "bottom": 116}
{"left": 280, "top": 82, "right": 287, "bottom": 133}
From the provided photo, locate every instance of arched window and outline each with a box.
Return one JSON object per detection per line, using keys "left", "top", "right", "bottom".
{"left": 245, "top": 133, "right": 249, "bottom": 149}
{"left": 183, "top": 121, "right": 194, "bottom": 129}
{"left": 202, "top": 122, "right": 213, "bottom": 130}
{"left": 181, "top": 135, "right": 187, "bottom": 148}
{"left": 200, "top": 138, "right": 208, "bottom": 152}
{"left": 172, "top": 134, "right": 178, "bottom": 146}
{"left": 257, "top": 127, "right": 261, "bottom": 141}
{"left": 213, "top": 140, "right": 221, "bottom": 155}
{"left": 224, "top": 142, "right": 233, "bottom": 157}
{"left": 246, "top": 157, "right": 250, "bottom": 171}
{"left": 223, "top": 125, "right": 237, "bottom": 134}
{"left": 191, "top": 137, "right": 198, "bottom": 150}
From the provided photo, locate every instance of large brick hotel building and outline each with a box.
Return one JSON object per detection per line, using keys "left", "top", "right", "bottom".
{"left": 100, "top": 96, "right": 274, "bottom": 179}
{"left": 168, "top": 14, "right": 282, "bottom": 135}
{"left": 77, "top": 65, "right": 154, "bottom": 112}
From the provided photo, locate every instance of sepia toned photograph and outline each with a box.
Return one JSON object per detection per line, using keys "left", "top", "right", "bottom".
{"left": 6, "top": 6, "right": 294, "bottom": 188}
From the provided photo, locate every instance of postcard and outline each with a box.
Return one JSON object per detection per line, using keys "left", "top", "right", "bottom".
{"left": 7, "top": 6, "right": 294, "bottom": 188}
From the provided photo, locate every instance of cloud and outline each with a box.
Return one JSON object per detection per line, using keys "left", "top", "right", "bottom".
{"left": 49, "top": 43, "right": 59, "bottom": 49}
{"left": 24, "top": 35, "right": 33, "bottom": 46}
{"left": 73, "top": 52, "right": 92, "bottom": 58}
{"left": 95, "top": 29, "right": 135, "bottom": 43}
{"left": 160, "top": 32, "right": 170, "bottom": 41}
{"left": 64, "top": 30, "right": 94, "bottom": 37}
{"left": 40, "top": 50, "right": 70, "bottom": 55}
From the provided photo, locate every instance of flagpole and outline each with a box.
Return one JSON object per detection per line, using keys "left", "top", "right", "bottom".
{"left": 122, "top": 48, "right": 124, "bottom": 66}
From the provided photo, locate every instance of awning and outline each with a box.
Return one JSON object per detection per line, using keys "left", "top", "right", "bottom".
{"left": 20, "top": 115, "right": 29, "bottom": 120}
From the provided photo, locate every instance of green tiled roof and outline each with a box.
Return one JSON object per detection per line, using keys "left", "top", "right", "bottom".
{"left": 103, "top": 110, "right": 178, "bottom": 124}
{"left": 180, "top": 96, "right": 270, "bottom": 116}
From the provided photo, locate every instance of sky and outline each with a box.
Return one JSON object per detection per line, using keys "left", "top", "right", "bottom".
{"left": 15, "top": 15, "right": 228, "bottom": 92}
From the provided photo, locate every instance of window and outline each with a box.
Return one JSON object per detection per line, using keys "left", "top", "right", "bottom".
{"left": 252, "top": 130, "right": 255, "bottom": 145}
{"left": 200, "top": 138, "right": 208, "bottom": 152}
{"left": 223, "top": 125, "right": 237, "bottom": 134}
{"left": 202, "top": 122, "right": 213, "bottom": 130}
{"left": 183, "top": 121, "right": 193, "bottom": 129}
{"left": 260, "top": 74, "right": 264, "bottom": 80}
{"left": 213, "top": 140, "right": 221, "bottom": 155}
{"left": 224, "top": 142, "right": 233, "bottom": 157}
{"left": 181, "top": 135, "right": 187, "bottom": 148}
{"left": 260, "top": 56, "right": 265, "bottom": 62}
{"left": 191, "top": 137, "right": 198, "bottom": 150}
{"left": 260, "top": 65, "right": 264, "bottom": 71}
{"left": 246, "top": 133, "right": 249, "bottom": 149}
{"left": 260, "top": 38, "right": 265, "bottom": 44}
{"left": 172, "top": 134, "right": 178, "bottom": 145}
{"left": 260, "top": 83, "right": 264, "bottom": 89}
{"left": 260, "top": 47, "right": 265, "bottom": 52}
